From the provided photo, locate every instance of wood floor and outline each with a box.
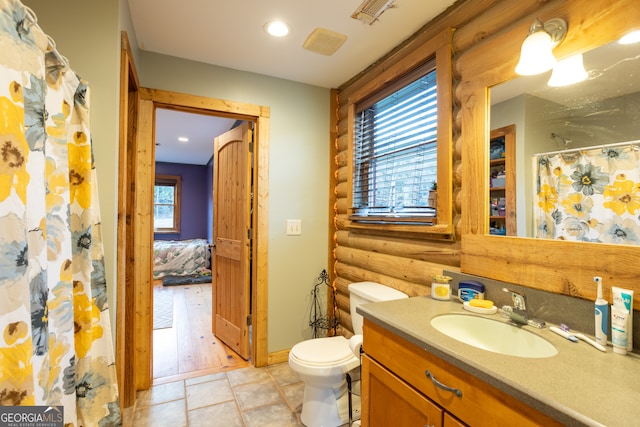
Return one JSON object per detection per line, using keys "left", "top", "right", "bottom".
{"left": 152, "top": 280, "right": 249, "bottom": 385}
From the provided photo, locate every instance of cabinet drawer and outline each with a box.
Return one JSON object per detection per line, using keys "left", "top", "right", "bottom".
{"left": 363, "top": 320, "right": 562, "bottom": 427}
{"left": 362, "top": 355, "right": 443, "bottom": 427}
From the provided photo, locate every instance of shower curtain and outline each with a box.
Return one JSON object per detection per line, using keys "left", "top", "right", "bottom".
{"left": 0, "top": 1, "right": 121, "bottom": 426}
{"left": 534, "top": 143, "right": 640, "bottom": 245}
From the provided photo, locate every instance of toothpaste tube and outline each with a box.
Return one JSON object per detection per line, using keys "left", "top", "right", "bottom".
{"left": 612, "top": 286, "right": 633, "bottom": 353}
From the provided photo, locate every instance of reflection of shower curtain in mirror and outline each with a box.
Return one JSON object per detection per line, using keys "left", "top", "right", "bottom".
{"left": 534, "top": 144, "right": 640, "bottom": 245}
{"left": 0, "top": 1, "right": 121, "bottom": 426}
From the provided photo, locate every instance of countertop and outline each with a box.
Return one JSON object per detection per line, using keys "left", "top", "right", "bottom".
{"left": 357, "top": 296, "right": 640, "bottom": 427}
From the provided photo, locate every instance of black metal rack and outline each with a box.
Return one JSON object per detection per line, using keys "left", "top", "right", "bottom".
{"left": 308, "top": 269, "right": 340, "bottom": 337}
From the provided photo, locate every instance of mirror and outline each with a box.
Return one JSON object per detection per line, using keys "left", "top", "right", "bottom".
{"left": 459, "top": 2, "right": 640, "bottom": 305}
{"left": 490, "top": 37, "right": 640, "bottom": 240}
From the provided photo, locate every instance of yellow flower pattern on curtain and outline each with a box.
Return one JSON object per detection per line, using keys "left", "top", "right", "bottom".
{"left": 535, "top": 144, "right": 640, "bottom": 245}
{"left": 0, "top": 1, "right": 121, "bottom": 425}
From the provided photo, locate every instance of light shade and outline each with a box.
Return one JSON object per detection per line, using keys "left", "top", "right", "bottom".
{"left": 619, "top": 30, "right": 640, "bottom": 45}
{"left": 515, "top": 30, "right": 556, "bottom": 75}
{"left": 515, "top": 18, "right": 567, "bottom": 76}
{"left": 548, "top": 53, "right": 588, "bottom": 87}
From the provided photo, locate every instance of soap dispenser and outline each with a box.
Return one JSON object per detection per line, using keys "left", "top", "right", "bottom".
{"left": 594, "top": 276, "right": 609, "bottom": 346}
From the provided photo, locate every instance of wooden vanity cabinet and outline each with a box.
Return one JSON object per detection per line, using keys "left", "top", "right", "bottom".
{"left": 361, "top": 320, "right": 563, "bottom": 427}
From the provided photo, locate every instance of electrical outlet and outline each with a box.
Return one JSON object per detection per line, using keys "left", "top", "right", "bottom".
{"left": 286, "top": 219, "right": 302, "bottom": 236}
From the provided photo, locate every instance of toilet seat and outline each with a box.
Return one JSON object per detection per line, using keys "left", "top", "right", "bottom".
{"left": 290, "top": 336, "right": 356, "bottom": 366}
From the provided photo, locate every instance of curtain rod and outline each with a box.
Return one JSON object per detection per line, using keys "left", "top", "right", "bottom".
{"left": 534, "top": 139, "right": 640, "bottom": 157}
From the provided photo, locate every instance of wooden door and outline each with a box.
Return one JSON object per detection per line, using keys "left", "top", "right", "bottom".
{"left": 212, "top": 122, "right": 252, "bottom": 359}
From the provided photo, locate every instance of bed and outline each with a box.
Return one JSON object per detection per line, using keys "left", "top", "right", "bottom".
{"left": 153, "top": 238, "right": 211, "bottom": 279}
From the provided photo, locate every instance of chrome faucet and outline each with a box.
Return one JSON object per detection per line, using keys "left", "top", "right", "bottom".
{"left": 503, "top": 288, "right": 534, "bottom": 326}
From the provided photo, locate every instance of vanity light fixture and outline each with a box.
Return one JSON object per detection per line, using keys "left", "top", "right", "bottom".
{"left": 619, "top": 30, "right": 640, "bottom": 45}
{"left": 264, "top": 20, "right": 290, "bottom": 37}
{"left": 515, "top": 18, "right": 567, "bottom": 76}
{"left": 178, "top": 137, "right": 189, "bottom": 142}
{"left": 547, "top": 53, "right": 588, "bottom": 87}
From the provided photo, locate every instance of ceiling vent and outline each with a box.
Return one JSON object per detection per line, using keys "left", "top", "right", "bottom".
{"left": 352, "top": 0, "right": 396, "bottom": 24}
{"left": 303, "top": 28, "right": 347, "bottom": 56}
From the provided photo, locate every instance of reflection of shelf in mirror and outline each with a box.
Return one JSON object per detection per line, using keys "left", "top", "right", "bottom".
{"left": 489, "top": 124, "right": 516, "bottom": 236}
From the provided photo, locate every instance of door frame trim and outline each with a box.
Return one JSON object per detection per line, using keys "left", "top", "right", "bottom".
{"left": 133, "top": 88, "right": 269, "bottom": 390}
{"left": 116, "top": 31, "right": 139, "bottom": 408}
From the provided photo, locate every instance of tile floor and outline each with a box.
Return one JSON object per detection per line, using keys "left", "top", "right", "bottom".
{"left": 125, "top": 363, "right": 353, "bottom": 427}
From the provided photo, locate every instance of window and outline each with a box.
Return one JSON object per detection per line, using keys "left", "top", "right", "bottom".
{"left": 352, "top": 59, "right": 438, "bottom": 223}
{"left": 154, "top": 175, "right": 181, "bottom": 233}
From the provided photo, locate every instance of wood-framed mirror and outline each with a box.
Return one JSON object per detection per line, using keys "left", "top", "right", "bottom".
{"left": 459, "top": 0, "right": 640, "bottom": 309}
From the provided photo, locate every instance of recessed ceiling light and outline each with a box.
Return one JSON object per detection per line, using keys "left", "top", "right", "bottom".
{"left": 178, "top": 137, "right": 189, "bottom": 142}
{"left": 619, "top": 30, "right": 640, "bottom": 45}
{"left": 264, "top": 20, "right": 290, "bottom": 37}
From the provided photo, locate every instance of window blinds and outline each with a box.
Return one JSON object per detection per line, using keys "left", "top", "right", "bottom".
{"left": 353, "top": 62, "right": 438, "bottom": 220}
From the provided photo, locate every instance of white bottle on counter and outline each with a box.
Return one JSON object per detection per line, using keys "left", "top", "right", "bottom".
{"left": 594, "top": 276, "right": 609, "bottom": 346}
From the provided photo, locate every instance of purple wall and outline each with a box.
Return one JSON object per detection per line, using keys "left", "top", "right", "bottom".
{"left": 154, "top": 162, "right": 212, "bottom": 242}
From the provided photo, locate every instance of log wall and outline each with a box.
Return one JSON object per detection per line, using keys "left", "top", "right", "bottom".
{"left": 331, "top": 0, "right": 640, "bottom": 335}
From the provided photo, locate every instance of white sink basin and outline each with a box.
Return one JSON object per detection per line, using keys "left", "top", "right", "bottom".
{"left": 430, "top": 314, "right": 558, "bottom": 358}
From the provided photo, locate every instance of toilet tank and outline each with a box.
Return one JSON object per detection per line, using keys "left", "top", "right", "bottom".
{"left": 349, "top": 282, "right": 408, "bottom": 334}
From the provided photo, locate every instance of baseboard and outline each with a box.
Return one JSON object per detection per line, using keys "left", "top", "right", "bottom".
{"left": 267, "top": 349, "right": 290, "bottom": 365}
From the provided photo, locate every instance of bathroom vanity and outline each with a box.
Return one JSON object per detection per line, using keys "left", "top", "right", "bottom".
{"left": 358, "top": 296, "right": 640, "bottom": 426}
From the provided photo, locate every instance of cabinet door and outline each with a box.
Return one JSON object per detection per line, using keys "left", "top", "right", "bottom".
{"left": 444, "top": 413, "right": 466, "bottom": 427}
{"left": 362, "top": 355, "right": 443, "bottom": 427}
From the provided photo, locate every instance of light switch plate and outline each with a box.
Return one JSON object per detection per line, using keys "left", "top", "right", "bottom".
{"left": 286, "top": 219, "right": 302, "bottom": 235}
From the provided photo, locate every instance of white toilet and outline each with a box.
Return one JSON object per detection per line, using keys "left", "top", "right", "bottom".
{"left": 289, "top": 282, "right": 408, "bottom": 427}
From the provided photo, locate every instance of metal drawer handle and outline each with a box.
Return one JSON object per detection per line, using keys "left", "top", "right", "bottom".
{"left": 424, "top": 370, "right": 462, "bottom": 398}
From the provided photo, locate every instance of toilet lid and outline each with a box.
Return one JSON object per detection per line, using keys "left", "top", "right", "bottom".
{"left": 291, "top": 337, "right": 355, "bottom": 366}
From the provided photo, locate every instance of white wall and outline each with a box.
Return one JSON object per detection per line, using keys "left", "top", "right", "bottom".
{"left": 118, "top": 0, "right": 141, "bottom": 74}
{"left": 138, "top": 52, "right": 331, "bottom": 352}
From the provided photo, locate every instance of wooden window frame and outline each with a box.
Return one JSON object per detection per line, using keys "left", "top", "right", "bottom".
{"left": 346, "top": 29, "right": 454, "bottom": 237}
{"left": 352, "top": 59, "right": 438, "bottom": 223}
{"left": 154, "top": 174, "right": 181, "bottom": 234}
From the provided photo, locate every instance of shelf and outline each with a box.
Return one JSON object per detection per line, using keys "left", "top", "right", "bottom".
{"left": 489, "top": 125, "right": 516, "bottom": 236}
